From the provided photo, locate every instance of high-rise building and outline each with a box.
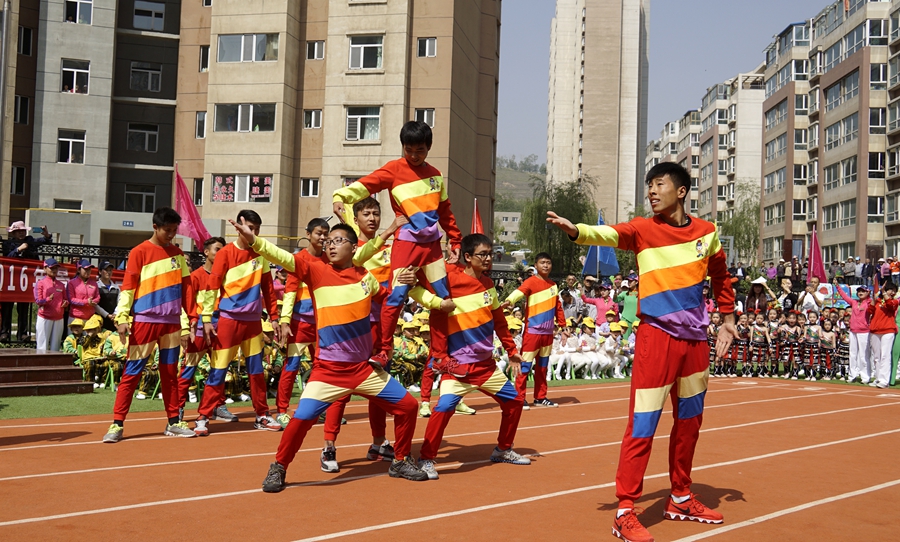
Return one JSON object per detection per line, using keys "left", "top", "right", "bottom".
{"left": 644, "top": 109, "right": 701, "bottom": 216}
{"left": 547, "top": 0, "right": 650, "bottom": 224}
{"left": 4, "top": 0, "right": 498, "bottom": 248}
{"left": 761, "top": 0, "right": 892, "bottom": 264}
{"left": 175, "top": 0, "right": 500, "bottom": 249}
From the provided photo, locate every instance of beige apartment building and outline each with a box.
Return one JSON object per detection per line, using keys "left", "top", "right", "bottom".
{"left": 174, "top": 0, "right": 500, "bottom": 249}
{"left": 645, "top": 109, "right": 701, "bottom": 216}
{"left": 760, "top": 0, "right": 891, "bottom": 264}
{"left": 547, "top": 0, "right": 650, "bottom": 224}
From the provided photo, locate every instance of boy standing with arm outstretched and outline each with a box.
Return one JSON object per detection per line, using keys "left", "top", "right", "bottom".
{"left": 102, "top": 207, "right": 195, "bottom": 443}
{"left": 548, "top": 162, "right": 737, "bottom": 542}
{"left": 332, "top": 121, "right": 462, "bottom": 365}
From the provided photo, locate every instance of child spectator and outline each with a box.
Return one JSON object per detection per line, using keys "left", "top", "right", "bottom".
{"left": 781, "top": 311, "right": 803, "bottom": 379}
{"left": 63, "top": 319, "right": 85, "bottom": 365}
{"left": 819, "top": 318, "right": 837, "bottom": 381}
{"left": 803, "top": 310, "right": 821, "bottom": 381}
{"left": 749, "top": 311, "right": 768, "bottom": 378}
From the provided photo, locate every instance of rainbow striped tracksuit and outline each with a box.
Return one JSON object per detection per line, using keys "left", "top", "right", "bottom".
{"left": 572, "top": 215, "right": 735, "bottom": 508}
{"left": 197, "top": 242, "right": 278, "bottom": 420}
{"left": 249, "top": 237, "right": 420, "bottom": 468}
{"left": 332, "top": 158, "right": 462, "bottom": 356}
{"left": 113, "top": 241, "right": 193, "bottom": 422}
{"left": 177, "top": 265, "right": 217, "bottom": 410}
{"left": 411, "top": 263, "right": 522, "bottom": 461}
{"left": 505, "top": 275, "right": 566, "bottom": 401}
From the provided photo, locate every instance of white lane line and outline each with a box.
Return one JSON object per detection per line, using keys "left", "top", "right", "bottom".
{"left": 1, "top": 402, "right": 897, "bottom": 528}
{"left": 671, "top": 478, "right": 900, "bottom": 541}
{"left": 285, "top": 428, "right": 900, "bottom": 542}
{"left": 0, "top": 387, "right": 853, "bottom": 456}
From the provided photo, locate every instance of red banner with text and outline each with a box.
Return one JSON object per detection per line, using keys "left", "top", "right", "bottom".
{"left": 0, "top": 257, "right": 126, "bottom": 303}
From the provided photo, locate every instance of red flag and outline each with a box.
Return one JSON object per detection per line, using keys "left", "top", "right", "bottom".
{"left": 471, "top": 197, "right": 484, "bottom": 234}
{"left": 175, "top": 165, "right": 212, "bottom": 250}
{"left": 807, "top": 226, "right": 827, "bottom": 284}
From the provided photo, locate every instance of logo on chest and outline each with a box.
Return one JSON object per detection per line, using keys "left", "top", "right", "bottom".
{"left": 695, "top": 239, "right": 708, "bottom": 259}
{"left": 483, "top": 291, "right": 491, "bottom": 305}
{"left": 170, "top": 257, "right": 178, "bottom": 270}
{"left": 429, "top": 177, "right": 438, "bottom": 191}
{"left": 360, "top": 280, "right": 371, "bottom": 296}
{"left": 251, "top": 259, "right": 259, "bottom": 271}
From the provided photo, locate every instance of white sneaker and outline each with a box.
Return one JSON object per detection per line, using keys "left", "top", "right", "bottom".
{"left": 99, "top": 383, "right": 106, "bottom": 389}
{"left": 408, "top": 384, "right": 421, "bottom": 393}
{"left": 417, "top": 458, "right": 439, "bottom": 480}
{"left": 239, "top": 393, "right": 251, "bottom": 402}
{"left": 157, "top": 393, "right": 163, "bottom": 399}
{"left": 93, "top": 383, "right": 100, "bottom": 389}
{"left": 188, "top": 391, "right": 198, "bottom": 403}
{"left": 225, "top": 397, "right": 235, "bottom": 404}
{"left": 432, "top": 381, "right": 439, "bottom": 391}
{"left": 135, "top": 392, "right": 147, "bottom": 400}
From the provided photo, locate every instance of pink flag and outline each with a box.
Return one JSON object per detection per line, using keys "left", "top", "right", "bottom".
{"left": 175, "top": 165, "right": 212, "bottom": 251}
{"left": 807, "top": 226, "right": 827, "bottom": 284}
{"left": 471, "top": 197, "right": 484, "bottom": 235}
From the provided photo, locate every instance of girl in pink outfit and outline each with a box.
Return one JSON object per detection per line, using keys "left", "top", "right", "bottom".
{"left": 34, "top": 259, "right": 68, "bottom": 350}
{"left": 66, "top": 259, "right": 100, "bottom": 324}
{"left": 582, "top": 281, "right": 618, "bottom": 319}
{"left": 833, "top": 279, "right": 872, "bottom": 384}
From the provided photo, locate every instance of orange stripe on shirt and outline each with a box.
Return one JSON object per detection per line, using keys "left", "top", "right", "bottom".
{"left": 399, "top": 191, "right": 441, "bottom": 217}
{"left": 316, "top": 301, "right": 372, "bottom": 329}
{"left": 223, "top": 271, "right": 260, "bottom": 299}
{"left": 448, "top": 307, "right": 493, "bottom": 336}
{"left": 527, "top": 297, "right": 558, "bottom": 319}
{"left": 135, "top": 269, "right": 183, "bottom": 299}
{"left": 640, "top": 257, "right": 710, "bottom": 298}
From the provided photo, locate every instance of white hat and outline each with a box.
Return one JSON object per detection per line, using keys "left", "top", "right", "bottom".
{"left": 779, "top": 258, "right": 785, "bottom": 263}
{"left": 879, "top": 257, "right": 886, "bottom": 262}
{"left": 750, "top": 276, "right": 767, "bottom": 285}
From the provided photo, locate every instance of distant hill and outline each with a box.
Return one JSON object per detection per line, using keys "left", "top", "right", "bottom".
{"left": 495, "top": 168, "right": 538, "bottom": 201}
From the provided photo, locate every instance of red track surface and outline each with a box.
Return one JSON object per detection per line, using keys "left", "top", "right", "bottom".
{"left": 2, "top": 379, "right": 899, "bottom": 541}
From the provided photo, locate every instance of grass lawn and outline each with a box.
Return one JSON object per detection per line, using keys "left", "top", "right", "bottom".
{"left": 0, "top": 374, "right": 886, "bottom": 420}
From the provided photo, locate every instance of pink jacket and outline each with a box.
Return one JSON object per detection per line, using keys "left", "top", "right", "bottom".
{"left": 66, "top": 276, "right": 99, "bottom": 320}
{"left": 836, "top": 286, "right": 871, "bottom": 333}
{"left": 582, "top": 294, "right": 618, "bottom": 319}
{"left": 34, "top": 276, "right": 66, "bottom": 320}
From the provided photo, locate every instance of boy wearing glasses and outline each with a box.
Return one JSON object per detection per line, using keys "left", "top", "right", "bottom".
{"left": 193, "top": 210, "right": 282, "bottom": 436}
{"left": 332, "top": 121, "right": 462, "bottom": 368}
{"left": 502, "top": 252, "right": 568, "bottom": 408}
{"left": 410, "top": 233, "right": 530, "bottom": 480}
{"left": 548, "top": 162, "right": 736, "bottom": 542}
{"left": 229, "top": 220, "right": 437, "bottom": 489}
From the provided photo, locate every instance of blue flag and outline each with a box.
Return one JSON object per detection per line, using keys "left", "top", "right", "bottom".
{"left": 581, "top": 211, "right": 619, "bottom": 278}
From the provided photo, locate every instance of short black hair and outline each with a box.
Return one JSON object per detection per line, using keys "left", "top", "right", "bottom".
{"left": 883, "top": 281, "right": 898, "bottom": 292}
{"left": 461, "top": 233, "right": 492, "bottom": 260}
{"left": 353, "top": 197, "right": 381, "bottom": 216}
{"left": 330, "top": 223, "right": 358, "bottom": 245}
{"left": 534, "top": 252, "right": 552, "bottom": 263}
{"left": 400, "top": 120, "right": 433, "bottom": 148}
{"left": 152, "top": 207, "right": 181, "bottom": 227}
{"left": 203, "top": 236, "right": 225, "bottom": 250}
{"left": 237, "top": 209, "right": 262, "bottom": 225}
{"left": 306, "top": 217, "right": 329, "bottom": 233}
{"left": 645, "top": 162, "right": 691, "bottom": 204}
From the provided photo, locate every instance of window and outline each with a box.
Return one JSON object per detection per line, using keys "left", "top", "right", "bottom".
{"left": 793, "top": 199, "right": 806, "bottom": 221}
{"left": 872, "top": 63, "right": 888, "bottom": 90}
{"left": 214, "top": 103, "right": 276, "bottom": 132}
{"left": 130, "top": 62, "right": 161, "bottom": 92}
{"left": 199, "top": 45, "right": 209, "bottom": 72}
{"left": 349, "top": 36, "right": 383, "bottom": 69}
{"left": 808, "top": 159, "right": 818, "bottom": 184}
{"left": 193, "top": 178, "right": 203, "bottom": 206}
{"left": 17, "top": 27, "right": 32, "bottom": 55}
{"left": 11, "top": 167, "right": 25, "bottom": 196}
{"left": 61, "top": 59, "right": 90, "bottom": 93}
{"left": 307, "top": 41, "right": 325, "bottom": 60}
{"left": 65, "top": 0, "right": 91, "bottom": 25}
{"left": 300, "top": 178, "right": 319, "bottom": 198}
{"left": 415, "top": 108, "right": 435, "bottom": 127}
{"left": 824, "top": 112, "right": 859, "bottom": 150}
{"left": 717, "top": 159, "right": 727, "bottom": 175}
{"left": 824, "top": 40, "right": 842, "bottom": 72}
{"left": 765, "top": 100, "right": 788, "bottom": 130}
{"left": 217, "top": 34, "right": 279, "bottom": 62}
{"left": 869, "top": 196, "right": 885, "bottom": 223}
{"left": 126, "top": 124, "right": 158, "bottom": 153}
{"left": 870, "top": 108, "right": 886, "bottom": 134}
{"left": 196, "top": 112, "right": 206, "bottom": 139}
{"left": 824, "top": 72, "right": 858, "bottom": 111}
{"left": 794, "top": 164, "right": 808, "bottom": 184}
{"left": 417, "top": 37, "right": 437, "bottom": 57}
{"left": 211, "top": 174, "right": 272, "bottom": 203}
{"left": 809, "top": 122, "right": 819, "bottom": 148}
{"left": 870, "top": 152, "right": 886, "bottom": 178}
{"left": 14, "top": 96, "right": 28, "bottom": 125}
{"left": 57, "top": 130, "right": 85, "bottom": 164}
{"left": 869, "top": 19, "right": 888, "bottom": 46}
{"left": 346, "top": 106, "right": 380, "bottom": 140}
{"left": 54, "top": 199, "right": 82, "bottom": 210}
{"left": 765, "top": 133, "right": 787, "bottom": 162}
{"left": 795, "top": 94, "right": 808, "bottom": 115}
{"left": 764, "top": 168, "right": 786, "bottom": 194}
{"left": 794, "top": 128, "right": 807, "bottom": 150}
{"left": 134, "top": 1, "right": 165, "bottom": 32}
{"left": 845, "top": 23, "right": 865, "bottom": 56}
{"left": 764, "top": 202, "right": 786, "bottom": 226}
{"left": 304, "top": 110, "right": 322, "bottom": 129}
{"left": 807, "top": 196, "right": 818, "bottom": 221}
{"left": 124, "top": 185, "right": 156, "bottom": 213}
{"left": 202, "top": 0, "right": 212, "bottom": 6}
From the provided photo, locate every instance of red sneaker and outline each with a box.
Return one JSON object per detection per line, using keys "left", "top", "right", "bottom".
{"left": 612, "top": 508, "right": 654, "bottom": 542}
{"left": 664, "top": 494, "right": 724, "bottom": 524}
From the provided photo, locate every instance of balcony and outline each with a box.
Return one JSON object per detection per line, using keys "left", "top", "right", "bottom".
{"left": 809, "top": 136, "right": 819, "bottom": 151}
{"left": 807, "top": 173, "right": 818, "bottom": 186}
{"left": 806, "top": 212, "right": 817, "bottom": 222}
{"left": 887, "top": 210, "right": 900, "bottom": 225}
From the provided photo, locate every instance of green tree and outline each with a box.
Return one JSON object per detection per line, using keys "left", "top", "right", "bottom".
{"left": 495, "top": 191, "right": 525, "bottom": 212}
{"left": 717, "top": 180, "right": 760, "bottom": 265}
{"left": 519, "top": 174, "right": 597, "bottom": 274}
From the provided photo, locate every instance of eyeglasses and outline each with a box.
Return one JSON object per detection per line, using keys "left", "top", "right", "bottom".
{"left": 472, "top": 252, "right": 493, "bottom": 260}
{"left": 323, "top": 237, "right": 351, "bottom": 247}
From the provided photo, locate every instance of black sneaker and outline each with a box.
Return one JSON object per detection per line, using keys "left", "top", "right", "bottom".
{"left": 533, "top": 398, "right": 558, "bottom": 408}
{"left": 388, "top": 456, "right": 428, "bottom": 481}
{"left": 262, "top": 462, "right": 286, "bottom": 493}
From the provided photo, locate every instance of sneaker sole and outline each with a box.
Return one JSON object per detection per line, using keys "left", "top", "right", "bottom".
{"left": 387, "top": 470, "right": 428, "bottom": 481}
{"left": 211, "top": 416, "right": 239, "bottom": 423}
{"left": 102, "top": 437, "right": 122, "bottom": 443}
{"left": 164, "top": 430, "right": 197, "bottom": 438}
{"left": 262, "top": 484, "right": 285, "bottom": 493}
{"left": 320, "top": 464, "right": 340, "bottom": 473}
{"left": 490, "top": 457, "right": 531, "bottom": 465}
{"left": 193, "top": 430, "right": 209, "bottom": 436}
{"left": 254, "top": 424, "right": 283, "bottom": 431}
{"left": 611, "top": 526, "right": 654, "bottom": 542}
{"left": 663, "top": 511, "right": 723, "bottom": 524}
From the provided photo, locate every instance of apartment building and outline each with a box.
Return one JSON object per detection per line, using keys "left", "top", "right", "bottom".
{"left": 174, "top": 0, "right": 500, "bottom": 249}
{"left": 644, "top": 109, "right": 701, "bottom": 216}
{"left": 884, "top": 2, "right": 900, "bottom": 256}
{"left": 695, "top": 69, "right": 765, "bottom": 226}
{"left": 494, "top": 211, "right": 520, "bottom": 243}
{"left": 547, "top": 0, "right": 650, "bottom": 223}
{"left": 760, "top": 0, "right": 891, "bottom": 264}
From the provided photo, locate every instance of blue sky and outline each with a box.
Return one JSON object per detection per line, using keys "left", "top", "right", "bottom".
{"left": 497, "top": 0, "right": 830, "bottom": 163}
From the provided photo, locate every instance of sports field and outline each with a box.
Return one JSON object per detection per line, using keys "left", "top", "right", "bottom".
{"left": 1, "top": 378, "right": 898, "bottom": 541}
